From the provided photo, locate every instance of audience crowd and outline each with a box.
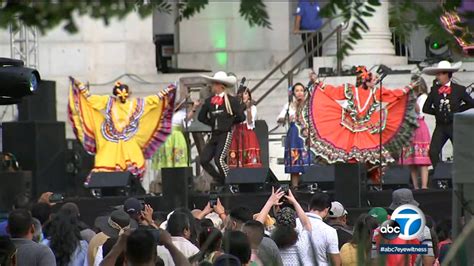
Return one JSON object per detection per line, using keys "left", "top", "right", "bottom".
{"left": 0, "top": 188, "right": 454, "bottom": 266}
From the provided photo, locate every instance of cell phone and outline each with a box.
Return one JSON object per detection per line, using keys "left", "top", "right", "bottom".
{"left": 49, "top": 193, "right": 64, "bottom": 203}
{"left": 280, "top": 184, "right": 290, "bottom": 203}
{"left": 209, "top": 192, "right": 218, "bottom": 207}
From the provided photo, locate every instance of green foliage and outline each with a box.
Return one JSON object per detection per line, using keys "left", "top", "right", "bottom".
{"left": 239, "top": 0, "right": 271, "bottom": 29}
{"left": 320, "top": 0, "right": 381, "bottom": 59}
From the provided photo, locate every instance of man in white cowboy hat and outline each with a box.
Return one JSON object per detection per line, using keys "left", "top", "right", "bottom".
{"left": 422, "top": 60, "right": 474, "bottom": 169}
{"left": 198, "top": 71, "right": 245, "bottom": 191}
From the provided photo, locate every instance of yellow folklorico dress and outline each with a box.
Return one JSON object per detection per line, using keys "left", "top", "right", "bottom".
{"left": 68, "top": 80, "right": 175, "bottom": 180}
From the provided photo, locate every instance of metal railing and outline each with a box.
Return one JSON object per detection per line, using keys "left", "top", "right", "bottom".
{"left": 251, "top": 20, "right": 343, "bottom": 105}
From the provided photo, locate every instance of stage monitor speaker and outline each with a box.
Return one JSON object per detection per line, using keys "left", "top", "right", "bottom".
{"left": 18, "top": 80, "right": 57, "bottom": 121}
{"left": 300, "top": 164, "right": 335, "bottom": 191}
{"left": 432, "top": 161, "right": 452, "bottom": 189}
{"left": 454, "top": 110, "right": 474, "bottom": 184}
{"left": 335, "top": 163, "right": 367, "bottom": 208}
{"left": 0, "top": 171, "right": 32, "bottom": 212}
{"left": 88, "top": 171, "right": 144, "bottom": 196}
{"left": 162, "top": 167, "right": 192, "bottom": 210}
{"left": 2, "top": 121, "right": 66, "bottom": 198}
{"left": 65, "top": 139, "right": 94, "bottom": 196}
{"left": 226, "top": 167, "right": 278, "bottom": 192}
{"left": 380, "top": 165, "right": 410, "bottom": 189}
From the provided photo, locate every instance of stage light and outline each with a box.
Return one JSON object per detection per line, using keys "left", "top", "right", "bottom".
{"left": 425, "top": 36, "right": 450, "bottom": 60}
{"left": 0, "top": 58, "right": 41, "bottom": 104}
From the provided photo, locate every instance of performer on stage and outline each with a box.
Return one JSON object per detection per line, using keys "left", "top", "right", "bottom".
{"left": 68, "top": 78, "right": 175, "bottom": 183}
{"left": 400, "top": 75, "right": 431, "bottom": 189}
{"left": 308, "top": 66, "right": 417, "bottom": 184}
{"left": 198, "top": 72, "right": 245, "bottom": 189}
{"left": 228, "top": 86, "right": 262, "bottom": 168}
{"left": 151, "top": 99, "right": 201, "bottom": 169}
{"left": 277, "top": 83, "right": 312, "bottom": 189}
{"left": 422, "top": 60, "right": 474, "bottom": 169}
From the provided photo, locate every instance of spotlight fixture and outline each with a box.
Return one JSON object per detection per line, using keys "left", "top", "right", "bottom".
{"left": 0, "top": 58, "right": 41, "bottom": 105}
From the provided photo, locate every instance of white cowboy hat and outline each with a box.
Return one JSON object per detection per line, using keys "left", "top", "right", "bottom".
{"left": 422, "top": 60, "right": 462, "bottom": 75}
{"left": 201, "top": 71, "right": 237, "bottom": 87}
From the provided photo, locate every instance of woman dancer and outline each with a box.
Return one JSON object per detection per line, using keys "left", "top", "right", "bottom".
{"left": 308, "top": 66, "right": 417, "bottom": 184}
{"left": 228, "top": 86, "right": 262, "bottom": 168}
{"left": 400, "top": 75, "right": 431, "bottom": 189}
{"left": 277, "top": 83, "right": 311, "bottom": 189}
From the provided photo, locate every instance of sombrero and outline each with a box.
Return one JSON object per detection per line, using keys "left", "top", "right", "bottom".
{"left": 201, "top": 71, "right": 237, "bottom": 87}
{"left": 422, "top": 60, "right": 462, "bottom": 75}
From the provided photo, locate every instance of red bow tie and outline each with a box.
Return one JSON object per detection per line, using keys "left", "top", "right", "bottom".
{"left": 438, "top": 85, "right": 451, "bottom": 95}
{"left": 211, "top": 95, "right": 224, "bottom": 106}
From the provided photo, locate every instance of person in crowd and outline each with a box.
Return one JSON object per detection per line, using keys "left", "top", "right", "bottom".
{"left": 173, "top": 207, "right": 200, "bottom": 246}
{"left": 101, "top": 229, "right": 190, "bottom": 266}
{"left": 422, "top": 60, "right": 474, "bottom": 170}
{"left": 100, "top": 238, "right": 124, "bottom": 266}
{"left": 151, "top": 99, "right": 201, "bottom": 169}
{"left": 213, "top": 254, "right": 242, "bottom": 266}
{"left": 123, "top": 197, "right": 158, "bottom": 229}
{"left": 43, "top": 207, "right": 88, "bottom": 266}
{"left": 222, "top": 231, "right": 251, "bottom": 266}
{"left": 297, "top": 192, "right": 341, "bottom": 266}
{"left": 31, "top": 202, "right": 52, "bottom": 229}
{"left": 242, "top": 220, "right": 264, "bottom": 265}
{"left": 309, "top": 66, "right": 417, "bottom": 185}
{"left": 7, "top": 209, "right": 56, "bottom": 266}
{"left": 340, "top": 214, "right": 378, "bottom": 266}
{"left": 225, "top": 206, "right": 283, "bottom": 266}
{"left": 400, "top": 75, "right": 432, "bottom": 189}
{"left": 370, "top": 188, "right": 435, "bottom": 265}
{"left": 435, "top": 219, "right": 452, "bottom": 264}
{"left": 68, "top": 77, "right": 176, "bottom": 183}
{"left": 0, "top": 236, "right": 16, "bottom": 266}
{"left": 198, "top": 71, "right": 245, "bottom": 191}
{"left": 88, "top": 210, "right": 136, "bottom": 266}
{"left": 367, "top": 207, "right": 388, "bottom": 225}
{"left": 277, "top": 83, "right": 312, "bottom": 190}
{"left": 59, "top": 202, "right": 96, "bottom": 243}
{"left": 327, "top": 201, "right": 353, "bottom": 250}
{"left": 166, "top": 212, "right": 199, "bottom": 258}
{"left": 31, "top": 218, "right": 43, "bottom": 243}
{"left": 228, "top": 86, "right": 262, "bottom": 168}
{"left": 192, "top": 226, "right": 223, "bottom": 265}
{"left": 255, "top": 187, "right": 312, "bottom": 265}
{"left": 0, "top": 193, "right": 31, "bottom": 237}
{"left": 293, "top": 0, "right": 323, "bottom": 68}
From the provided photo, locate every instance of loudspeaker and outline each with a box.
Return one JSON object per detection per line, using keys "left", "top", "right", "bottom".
{"left": 0, "top": 171, "right": 32, "bottom": 212}
{"left": 432, "top": 161, "right": 452, "bottom": 189}
{"left": 254, "top": 120, "right": 269, "bottom": 168}
{"left": 380, "top": 165, "right": 410, "bottom": 189}
{"left": 335, "top": 163, "right": 367, "bottom": 208}
{"left": 300, "top": 164, "right": 335, "bottom": 191}
{"left": 2, "top": 121, "right": 66, "bottom": 198}
{"left": 65, "top": 139, "right": 94, "bottom": 196}
{"left": 226, "top": 167, "right": 278, "bottom": 192}
{"left": 18, "top": 80, "right": 56, "bottom": 121}
{"left": 88, "top": 171, "right": 144, "bottom": 196}
{"left": 453, "top": 110, "right": 474, "bottom": 184}
{"left": 162, "top": 167, "right": 192, "bottom": 210}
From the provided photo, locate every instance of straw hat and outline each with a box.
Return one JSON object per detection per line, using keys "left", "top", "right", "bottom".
{"left": 422, "top": 60, "right": 462, "bottom": 75}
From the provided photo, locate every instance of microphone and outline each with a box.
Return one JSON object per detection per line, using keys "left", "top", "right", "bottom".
{"left": 375, "top": 64, "right": 392, "bottom": 84}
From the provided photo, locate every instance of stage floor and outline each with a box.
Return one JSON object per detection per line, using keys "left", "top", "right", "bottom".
{"left": 61, "top": 188, "right": 452, "bottom": 227}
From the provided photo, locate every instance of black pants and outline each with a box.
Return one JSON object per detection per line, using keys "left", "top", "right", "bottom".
{"left": 429, "top": 123, "right": 453, "bottom": 169}
{"left": 301, "top": 32, "right": 322, "bottom": 69}
{"left": 200, "top": 131, "right": 232, "bottom": 185}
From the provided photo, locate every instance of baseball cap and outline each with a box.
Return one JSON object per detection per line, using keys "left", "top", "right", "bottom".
{"left": 328, "top": 201, "right": 348, "bottom": 218}
{"left": 123, "top": 197, "right": 143, "bottom": 215}
{"left": 368, "top": 207, "right": 388, "bottom": 224}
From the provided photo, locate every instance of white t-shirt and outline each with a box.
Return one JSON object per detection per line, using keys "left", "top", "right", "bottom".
{"left": 417, "top": 93, "right": 428, "bottom": 118}
{"left": 296, "top": 213, "right": 339, "bottom": 266}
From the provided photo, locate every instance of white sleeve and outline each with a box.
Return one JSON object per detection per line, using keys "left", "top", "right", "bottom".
{"left": 327, "top": 228, "right": 340, "bottom": 254}
{"left": 418, "top": 94, "right": 428, "bottom": 116}
{"left": 93, "top": 245, "right": 103, "bottom": 266}
{"left": 246, "top": 105, "right": 257, "bottom": 129}
{"left": 419, "top": 226, "right": 434, "bottom": 257}
{"left": 277, "top": 103, "right": 289, "bottom": 120}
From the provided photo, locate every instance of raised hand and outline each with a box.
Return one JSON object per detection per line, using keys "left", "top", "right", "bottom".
{"left": 268, "top": 187, "right": 285, "bottom": 206}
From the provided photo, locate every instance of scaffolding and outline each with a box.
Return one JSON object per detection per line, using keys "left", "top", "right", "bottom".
{"left": 10, "top": 23, "right": 39, "bottom": 69}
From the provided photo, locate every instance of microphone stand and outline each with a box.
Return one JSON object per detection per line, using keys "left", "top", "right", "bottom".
{"left": 375, "top": 65, "right": 390, "bottom": 186}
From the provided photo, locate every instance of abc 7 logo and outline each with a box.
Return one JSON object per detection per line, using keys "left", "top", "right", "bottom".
{"left": 380, "top": 204, "right": 425, "bottom": 240}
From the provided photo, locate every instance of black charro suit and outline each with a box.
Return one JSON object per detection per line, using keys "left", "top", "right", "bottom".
{"left": 423, "top": 82, "right": 474, "bottom": 168}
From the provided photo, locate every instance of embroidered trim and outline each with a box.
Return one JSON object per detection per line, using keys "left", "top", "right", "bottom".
{"left": 219, "top": 131, "right": 233, "bottom": 178}
{"left": 101, "top": 98, "right": 145, "bottom": 142}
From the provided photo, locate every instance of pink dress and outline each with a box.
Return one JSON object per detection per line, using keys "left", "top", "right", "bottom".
{"left": 400, "top": 94, "right": 432, "bottom": 166}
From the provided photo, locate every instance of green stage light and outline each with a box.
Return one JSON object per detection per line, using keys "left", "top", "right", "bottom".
{"left": 431, "top": 41, "right": 440, "bottom": 49}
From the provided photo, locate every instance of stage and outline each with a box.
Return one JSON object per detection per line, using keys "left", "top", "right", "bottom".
{"left": 60, "top": 188, "right": 452, "bottom": 227}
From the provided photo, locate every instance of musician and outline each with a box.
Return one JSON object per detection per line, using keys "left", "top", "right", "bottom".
{"left": 151, "top": 99, "right": 201, "bottom": 169}
{"left": 422, "top": 60, "right": 474, "bottom": 169}
{"left": 198, "top": 72, "right": 245, "bottom": 190}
